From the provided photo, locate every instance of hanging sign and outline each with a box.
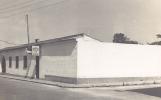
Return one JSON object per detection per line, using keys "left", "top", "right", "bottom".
{"left": 32, "top": 46, "right": 39, "bottom": 56}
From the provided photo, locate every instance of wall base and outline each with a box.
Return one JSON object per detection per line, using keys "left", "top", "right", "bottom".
{"left": 77, "top": 77, "right": 161, "bottom": 84}
{"left": 45, "top": 75, "right": 77, "bottom": 84}
{"left": 3, "top": 73, "right": 161, "bottom": 85}
{"left": 45, "top": 75, "right": 161, "bottom": 84}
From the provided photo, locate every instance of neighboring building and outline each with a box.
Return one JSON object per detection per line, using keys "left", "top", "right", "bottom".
{"left": 1, "top": 33, "right": 161, "bottom": 84}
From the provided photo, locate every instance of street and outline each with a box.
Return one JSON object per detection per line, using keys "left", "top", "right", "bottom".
{"left": 130, "top": 87, "right": 161, "bottom": 98}
{"left": 0, "top": 77, "right": 119, "bottom": 100}
{"left": 0, "top": 77, "right": 161, "bottom": 100}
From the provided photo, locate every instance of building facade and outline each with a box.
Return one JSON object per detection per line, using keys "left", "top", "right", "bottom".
{"left": 1, "top": 33, "right": 161, "bottom": 84}
{"left": 0, "top": 34, "right": 81, "bottom": 83}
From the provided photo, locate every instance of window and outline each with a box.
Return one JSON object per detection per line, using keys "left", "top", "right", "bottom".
{"left": 9, "top": 56, "right": 12, "bottom": 68}
{"left": 15, "top": 56, "right": 19, "bottom": 69}
{"left": 23, "top": 56, "right": 27, "bottom": 69}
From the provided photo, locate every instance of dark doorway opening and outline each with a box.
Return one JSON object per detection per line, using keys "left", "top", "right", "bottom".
{"left": 1, "top": 56, "right": 6, "bottom": 73}
{"left": 35, "top": 56, "right": 39, "bottom": 79}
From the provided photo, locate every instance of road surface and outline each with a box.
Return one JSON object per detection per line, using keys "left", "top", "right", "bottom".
{"left": 0, "top": 77, "right": 161, "bottom": 100}
{"left": 130, "top": 87, "right": 161, "bottom": 98}
{"left": 0, "top": 77, "right": 119, "bottom": 100}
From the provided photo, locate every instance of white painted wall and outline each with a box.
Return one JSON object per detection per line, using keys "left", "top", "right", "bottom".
{"left": 0, "top": 48, "right": 36, "bottom": 77}
{"left": 77, "top": 37, "right": 161, "bottom": 78}
{"left": 0, "top": 39, "right": 77, "bottom": 79}
{"left": 2, "top": 35, "right": 161, "bottom": 81}
{"left": 40, "top": 40, "right": 77, "bottom": 78}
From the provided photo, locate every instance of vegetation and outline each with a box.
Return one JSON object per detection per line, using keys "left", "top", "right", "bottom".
{"left": 149, "top": 34, "right": 161, "bottom": 45}
{"left": 113, "top": 33, "right": 138, "bottom": 44}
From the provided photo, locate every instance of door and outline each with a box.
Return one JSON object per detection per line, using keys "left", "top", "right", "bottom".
{"left": 1, "top": 56, "right": 6, "bottom": 73}
{"left": 35, "top": 56, "right": 39, "bottom": 79}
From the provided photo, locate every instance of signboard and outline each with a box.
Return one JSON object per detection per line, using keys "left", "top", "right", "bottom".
{"left": 32, "top": 46, "right": 39, "bottom": 56}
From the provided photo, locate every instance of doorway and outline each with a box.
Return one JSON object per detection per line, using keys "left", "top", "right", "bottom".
{"left": 35, "top": 56, "right": 39, "bottom": 79}
{"left": 1, "top": 56, "right": 6, "bottom": 73}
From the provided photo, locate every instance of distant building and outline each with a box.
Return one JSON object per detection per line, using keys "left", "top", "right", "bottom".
{"left": 0, "top": 33, "right": 161, "bottom": 84}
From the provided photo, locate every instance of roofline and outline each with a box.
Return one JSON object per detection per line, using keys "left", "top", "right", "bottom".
{"left": 84, "top": 33, "right": 103, "bottom": 42}
{"left": 0, "top": 33, "right": 99, "bottom": 52}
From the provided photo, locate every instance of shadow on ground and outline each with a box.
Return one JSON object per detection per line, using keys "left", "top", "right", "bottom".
{"left": 129, "top": 87, "right": 161, "bottom": 98}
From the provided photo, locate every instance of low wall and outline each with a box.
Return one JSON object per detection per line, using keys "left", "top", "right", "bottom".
{"left": 78, "top": 40, "right": 161, "bottom": 80}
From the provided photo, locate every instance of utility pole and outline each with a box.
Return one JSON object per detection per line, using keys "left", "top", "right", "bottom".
{"left": 26, "top": 14, "right": 30, "bottom": 44}
{"left": 25, "top": 14, "right": 31, "bottom": 78}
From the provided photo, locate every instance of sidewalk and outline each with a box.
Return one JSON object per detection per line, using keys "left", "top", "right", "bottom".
{"left": 0, "top": 74, "right": 161, "bottom": 88}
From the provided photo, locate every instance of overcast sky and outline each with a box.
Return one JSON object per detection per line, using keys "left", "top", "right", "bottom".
{"left": 0, "top": 0, "right": 161, "bottom": 48}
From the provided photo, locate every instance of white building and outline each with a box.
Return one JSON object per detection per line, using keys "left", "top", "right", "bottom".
{"left": 0, "top": 33, "right": 161, "bottom": 84}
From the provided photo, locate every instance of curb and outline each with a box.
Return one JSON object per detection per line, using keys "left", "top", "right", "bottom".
{"left": 0, "top": 74, "right": 161, "bottom": 88}
{"left": 0, "top": 74, "right": 77, "bottom": 88}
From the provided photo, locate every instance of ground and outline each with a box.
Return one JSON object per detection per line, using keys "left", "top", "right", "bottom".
{"left": 0, "top": 77, "right": 161, "bottom": 100}
{"left": 130, "top": 87, "right": 161, "bottom": 98}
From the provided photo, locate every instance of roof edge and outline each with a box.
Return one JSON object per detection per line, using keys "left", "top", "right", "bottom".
{"left": 0, "top": 33, "right": 86, "bottom": 52}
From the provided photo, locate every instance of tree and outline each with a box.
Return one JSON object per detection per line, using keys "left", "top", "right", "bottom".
{"left": 149, "top": 34, "right": 161, "bottom": 45}
{"left": 113, "top": 33, "right": 129, "bottom": 43}
{"left": 150, "top": 41, "right": 161, "bottom": 45}
{"left": 113, "top": 33, "right": 138, "bottom": 44}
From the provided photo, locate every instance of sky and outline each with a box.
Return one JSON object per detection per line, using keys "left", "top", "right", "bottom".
{"left": 0, "top": 0, "right": 161, "bottom": 48}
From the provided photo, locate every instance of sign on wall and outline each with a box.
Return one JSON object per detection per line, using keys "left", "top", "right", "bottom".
{"left": 32, "top": 46, "right": 39, "bottom": 56}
